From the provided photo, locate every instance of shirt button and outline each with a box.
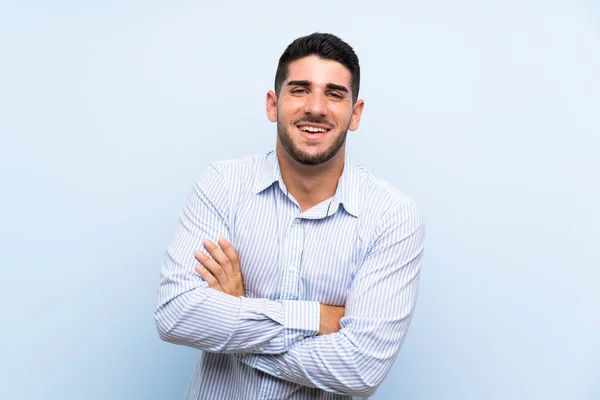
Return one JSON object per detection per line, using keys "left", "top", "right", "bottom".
{"left": 297, "top": 335, "right": 304, "bottom": 342}
{"left": 275, "top": 370, "right": 282, "bottom": 376}
{"left": 256, "top": 346, "right": 264, "bottom": 352}
{"left": 289, "top": 265, "right": 297, "bottom": 272}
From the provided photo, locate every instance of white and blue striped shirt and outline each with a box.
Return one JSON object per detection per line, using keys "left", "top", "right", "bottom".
{"left": 155, "top": 150, "right": 424, "bottom": 399}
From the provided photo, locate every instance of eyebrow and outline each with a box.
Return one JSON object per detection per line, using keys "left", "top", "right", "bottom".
{"left": 287, "top": 80, "right": 349, "bottom": 94}
{"left": 326, "top": 83, "right": 349, "bottom": 93}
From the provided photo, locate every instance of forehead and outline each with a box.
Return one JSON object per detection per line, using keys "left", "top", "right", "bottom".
{"left": 286, "top": 55, "right": 352, "bottom": 88}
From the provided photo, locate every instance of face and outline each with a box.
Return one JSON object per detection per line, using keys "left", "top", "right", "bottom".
{"left": 267, "top": 55, "right": 364, "bottom": 166}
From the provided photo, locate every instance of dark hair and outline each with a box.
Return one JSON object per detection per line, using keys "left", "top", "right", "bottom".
{"left": 274, "top": 33, "right": 360, "bottom": 103}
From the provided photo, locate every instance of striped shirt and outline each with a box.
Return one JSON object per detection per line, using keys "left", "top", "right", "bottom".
{"left": 155, "top": 150, "right": 425, "bottom": 399}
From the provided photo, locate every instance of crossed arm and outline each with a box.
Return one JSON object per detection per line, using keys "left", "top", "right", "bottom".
{"left": 155, "top": 166, "right": 424, "bottom": 397}
{"left": 155, "top": 167, "right": 345, "bottom": 355}
{"left": 195, "top": 237, "right": 345, "bottom": 336}
{"left": 193, "top": 206, "right": 423, "bottom": 398}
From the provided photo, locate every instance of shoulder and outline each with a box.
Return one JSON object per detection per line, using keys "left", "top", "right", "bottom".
{"left": 349, "top": 162, "right": 424, "bottom": 241}
{"left": 196, "top": 152, "right": 274, "bottom": 203}
{"left": 353, "top": 163, "right": 418, "bottom": 212}
{"left": 189, "top": 153, "right": 269, "bottom": 216}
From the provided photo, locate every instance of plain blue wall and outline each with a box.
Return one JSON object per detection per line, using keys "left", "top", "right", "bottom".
{"left": 1, "top": 1, "right": 599, "bottom": 399}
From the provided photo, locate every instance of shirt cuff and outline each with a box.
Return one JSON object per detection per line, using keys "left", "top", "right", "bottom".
{"left": 282, "top": 300, "right": 319, "bottom": 351}
{"left": 236, "top": 297, "right": 319, "bottom": 353}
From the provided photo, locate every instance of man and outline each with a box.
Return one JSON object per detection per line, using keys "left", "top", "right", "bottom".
{"left": 155, "top": 33, "right": 424, "bottom": 399}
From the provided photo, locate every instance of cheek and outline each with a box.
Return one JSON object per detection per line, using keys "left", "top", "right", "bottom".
{"left": 278, "top": 102, "right": 303, "bottom": 121}
{"left": 330, "top": 106, "right": 353, "bottom": 125}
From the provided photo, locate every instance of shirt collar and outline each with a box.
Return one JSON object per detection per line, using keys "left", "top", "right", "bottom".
{"left": 253, "top": 150, "right": 360, "bottom": 218}
{"left": 334, "top": 155, "right": 360, "bottom": 217}
{"left": 253, "top": 151, "right": 281, "bottom": 194}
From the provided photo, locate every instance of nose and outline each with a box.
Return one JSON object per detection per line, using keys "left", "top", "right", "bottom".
{"left": 303, "top": 91, "right": 328, "bottom": 117}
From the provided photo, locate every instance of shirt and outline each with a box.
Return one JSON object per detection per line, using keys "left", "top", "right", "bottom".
{"left": 155, "top": 150, "right": 425, "bottom": 399}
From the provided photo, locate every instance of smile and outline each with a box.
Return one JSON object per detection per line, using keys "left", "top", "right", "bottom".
{"left": 299, "top": 126, "right": 328, "bottom": 133}
{"left": 295, "top": 122, "right": 333, "bottom": 136}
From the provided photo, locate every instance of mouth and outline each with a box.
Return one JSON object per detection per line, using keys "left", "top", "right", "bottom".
{"left": 295, "top": 123, "right": 333, "bottom": 140}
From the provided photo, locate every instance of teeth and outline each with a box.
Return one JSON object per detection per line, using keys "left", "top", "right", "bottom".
{"left": 299, "top": 126, "right": 327, "bottom": 133}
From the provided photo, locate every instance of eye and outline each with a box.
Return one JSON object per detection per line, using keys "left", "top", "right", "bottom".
{"left": 291, "top": 88, "right": 308, "bottom": 94}
{"left": 327, "top": 92, "right": 343, "bottom": 99}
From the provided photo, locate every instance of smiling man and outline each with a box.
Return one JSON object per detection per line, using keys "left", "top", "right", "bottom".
{"left": 155, "top": 33, "right": 425, "bottom": 400}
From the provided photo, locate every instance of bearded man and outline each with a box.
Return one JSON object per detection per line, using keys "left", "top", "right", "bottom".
{"left": 155, "top": 32, "right": 425, "bottom": 400}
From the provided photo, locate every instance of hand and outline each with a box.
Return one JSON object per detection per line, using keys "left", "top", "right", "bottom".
{"left": 318, "top": 304, "right": 345, "bottom": 335}
{"left": 195, "top": 237, "right": 245, "bottom": 297}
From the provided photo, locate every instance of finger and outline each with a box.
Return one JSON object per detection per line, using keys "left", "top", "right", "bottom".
{"left": 196, "top": 251, "right": 228, "bottom": 284}
{"left": 203, "top": 240, "right": 234, "bottom": 279}
{"left": 218, "top": 237, "right": 241, "bottom": 275}
{"left": 195, "top": 264, "right": 222, "bottom": 291}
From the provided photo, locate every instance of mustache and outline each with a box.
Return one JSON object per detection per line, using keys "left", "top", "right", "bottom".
{"left": 292, "top": 117, "right": 334, "bottom": 128}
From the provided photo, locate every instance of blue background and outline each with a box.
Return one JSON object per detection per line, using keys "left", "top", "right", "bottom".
{"left": 1, "top": 1, "right": 599, "bottom": 399}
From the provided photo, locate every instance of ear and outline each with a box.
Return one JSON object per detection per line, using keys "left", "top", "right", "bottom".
{"left": 348, "top": 99, "right": 364, "bottom": 131}
{"left": 266, "top": 90, "right": 278, "bottom": 122}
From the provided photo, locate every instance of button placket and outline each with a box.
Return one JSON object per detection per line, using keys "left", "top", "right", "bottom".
{"left": 281, "top": 218, "right": 302, "bottom": 300}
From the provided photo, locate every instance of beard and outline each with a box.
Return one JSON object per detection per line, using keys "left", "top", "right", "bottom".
{"left": 277, "top": 119, "right": 349, "bottom": 166}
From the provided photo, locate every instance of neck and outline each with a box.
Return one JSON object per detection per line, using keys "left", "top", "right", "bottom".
{"left": 276, "top": 144, "right": 345, "bottom": 212}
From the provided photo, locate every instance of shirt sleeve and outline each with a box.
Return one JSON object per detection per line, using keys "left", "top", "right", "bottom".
{"left": 154, "top": 165, "right": 319, "bottom": 354}
{"left": 237, "top": 201, "right": 425, "bottom": 398}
